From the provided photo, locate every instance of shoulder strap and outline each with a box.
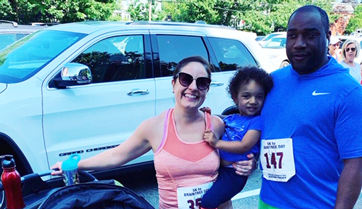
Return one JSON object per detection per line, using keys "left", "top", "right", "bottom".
{"left": 155, "top": 109, "right": 172, "bottom": 153}
{"left": 204, "top": 111, "right": 212, "bottom": 130}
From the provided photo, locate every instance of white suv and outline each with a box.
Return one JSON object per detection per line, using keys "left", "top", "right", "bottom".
{"left": 0, "top": 21, "right": 275, "bottom": 185}
{"left": 0, "top": 20, "right": 48, "bottom": 50}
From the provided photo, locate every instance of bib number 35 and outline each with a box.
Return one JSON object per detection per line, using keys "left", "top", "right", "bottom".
{"left": 187, "top": 198, "right": 201, "bottom": 209}
{"left": 177, "top": 182, "right": 213, "bottom": 209}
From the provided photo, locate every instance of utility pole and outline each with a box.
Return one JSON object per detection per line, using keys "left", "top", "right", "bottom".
{"left": 149, "top": 0, "right": 152, "bottom": 21}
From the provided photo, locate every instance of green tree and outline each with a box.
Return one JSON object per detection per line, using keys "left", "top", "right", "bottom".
{"left": 128, "top": 1, "right": 148, "bottom": 21}
{"left": 345, "top": 4, "right": 362, "bottom": 34}
{"left": 127, "top": 0, "right": 164, "bottom": 21}
{"left": 177, "top": 0, "right": 219, "bottom": 23}
{"left": 0, "top": 0, "right": 16, "bottom": 21}
{"left": 158, "top": 0, "right": 337, "bottom": 35}
{"left": 0, "top": 0, "right": 119, "bottom": 24}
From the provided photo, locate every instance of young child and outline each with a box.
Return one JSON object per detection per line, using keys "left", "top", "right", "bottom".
{"left": 201, "top": 66, "right": 274, "bottom": 209}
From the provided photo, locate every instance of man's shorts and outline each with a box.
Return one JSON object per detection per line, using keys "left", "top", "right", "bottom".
{"left": 259, "top": 198, "right": 279, "bottom": 209}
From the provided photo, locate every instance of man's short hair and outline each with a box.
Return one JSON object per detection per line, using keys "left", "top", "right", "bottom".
{"left": 288, "top": 5, "right": 329, "bottom": 34}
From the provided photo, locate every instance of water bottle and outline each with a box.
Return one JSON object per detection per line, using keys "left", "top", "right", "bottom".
{"left": 1, "top": 155, "right": 25, "bottom": 209}
{"left": 61, "top": 154, "right": 81, "bottom": 186}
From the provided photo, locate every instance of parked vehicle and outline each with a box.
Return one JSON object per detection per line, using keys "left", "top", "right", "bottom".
{"left": 0, "top": 20, "right": 275, "bottom": 208}
{"left": 261, "top": 34, "right": 289, "bottom": 69}
{"left": 257, "top": 31, "right": 286, "bottom": 46}
{"left": 0, "top": 20, "right": 48, "bottom": 50}
{"left": 255, "top": 36, "right": 265, "bottom": 42}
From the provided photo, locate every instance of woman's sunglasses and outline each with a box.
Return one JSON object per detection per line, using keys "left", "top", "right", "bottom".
{"left": 346, "top": 47, "right": 356, "bottom": 52}
{"left": 175, "top": 72, "right": 211, "bottom": 90}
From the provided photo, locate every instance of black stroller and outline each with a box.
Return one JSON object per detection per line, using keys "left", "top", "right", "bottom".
{"left": 1, "top": 170, "right": 155, "bottom": 209}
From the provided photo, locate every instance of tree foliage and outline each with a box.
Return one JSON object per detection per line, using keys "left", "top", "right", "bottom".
{"left": 0, "top": 0, "right": 118, "bottom": 24}
{"left": 345, "top": 4, "right": 362, "bottom": 34}
{"left": 127, "top": 0, "right": 164, "bottom": 21}
{"left": 0, "top": 0, "right": 347, "bottom": 35}
{"left": 155, "top": 0, "right": 338, "bottom": 35}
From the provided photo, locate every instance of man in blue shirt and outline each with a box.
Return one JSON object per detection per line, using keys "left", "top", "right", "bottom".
{"left": 259, "top": 5, "right": 362, "bottom": 209}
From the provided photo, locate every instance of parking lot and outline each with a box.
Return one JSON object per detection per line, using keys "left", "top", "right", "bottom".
{"left": 118, "top": 166, "right": 362, "bottom": 208}
{"left": 1, "top": 15, "right": 362, "bottom": 209}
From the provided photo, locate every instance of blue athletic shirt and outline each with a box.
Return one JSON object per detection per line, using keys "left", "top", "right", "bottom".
{"left": 219, "top": 114, "right": 261, "bottom": 162}
{"left": 260, "top": 57, "right": 362, "bottom": 208}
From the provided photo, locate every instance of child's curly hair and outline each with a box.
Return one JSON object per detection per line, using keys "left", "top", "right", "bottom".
{"left": 227, "top": 66, "right": 274, "bottom": 101}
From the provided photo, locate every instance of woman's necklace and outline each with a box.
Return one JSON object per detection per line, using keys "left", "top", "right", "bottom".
{"left": 346, "top": 60, "right": 355, "bottom": 67}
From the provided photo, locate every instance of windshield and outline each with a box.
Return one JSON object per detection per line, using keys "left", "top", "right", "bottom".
{"left": 262, "top": 37, "right": 286, "bottom": 48}
{"left": 0, "top": 30, "right": 86, "bottom": 83}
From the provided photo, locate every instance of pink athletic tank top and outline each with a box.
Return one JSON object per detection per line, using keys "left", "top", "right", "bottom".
{"left": 154, "top": 109, "right": 219, "bottom": 209}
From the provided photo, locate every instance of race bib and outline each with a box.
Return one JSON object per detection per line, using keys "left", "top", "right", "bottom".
{"left": 260, "top": 138, "right": 295, "bottom": 182}
{"left": 177, "top": 182, "right": 213, "bottom": 209}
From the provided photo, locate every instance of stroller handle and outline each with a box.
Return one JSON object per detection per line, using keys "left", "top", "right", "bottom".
{"left": 0, "top": 170, "right": 97, "bottom": 191}
{"left": 0, "top": 171, "right": 51, "bottom": 191}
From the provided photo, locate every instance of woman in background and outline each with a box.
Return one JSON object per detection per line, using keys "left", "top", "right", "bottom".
{"left": 339, "top": 39, "right": 362, "bottom": 83}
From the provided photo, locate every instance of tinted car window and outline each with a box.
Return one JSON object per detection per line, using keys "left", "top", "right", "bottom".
{"left": 209, "top": 38, "right": 257, "bottom": 71}
{"left": 263, "top": 37, "right": 286, "bottom": 48}
{"left": 0, "top": 34, "right": 16, "bottom": 50}
{"left": 0, "top": 30, "right": 85, "bottom": 83}
{"left": 73, "top": 35, "right": 145, "bottom": 83}
{"left": 157, "top": 35, "right": 209, "bottom": 76}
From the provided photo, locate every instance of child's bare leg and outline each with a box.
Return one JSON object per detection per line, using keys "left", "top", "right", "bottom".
{"left": 218, "top": 200, "right": 233, "bottom": 209}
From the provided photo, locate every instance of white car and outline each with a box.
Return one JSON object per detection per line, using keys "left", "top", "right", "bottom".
{"left": 0, "top": 21, "right": 275, "bottom": 207}
{"left": 261, "top": 34, "right": 290, "bottom": 69}
{"left": 0, "top": 20, "right": 47, "bottom": 50}
{"left": 257, "top": 31, "right": 286, "bottom": 46}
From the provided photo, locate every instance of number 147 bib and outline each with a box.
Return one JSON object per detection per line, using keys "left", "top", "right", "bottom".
{"left": 260, "top": 138, "right": 295, "bottom": 182}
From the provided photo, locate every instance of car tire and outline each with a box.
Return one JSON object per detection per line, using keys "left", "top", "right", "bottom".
{"left": 0, "top": 145, "right": 25, "bottom": 209}
{"left": 0, "top": 164, "right": 4, "bottom": 209}
{"left": 0, "top": 187, "right": 4, "bottom": 209}
{"left": 0, "top": 146, "right": 5, "bottom": 209}
{"left": 280, "top": 60, "right": 290, "bottom": 69}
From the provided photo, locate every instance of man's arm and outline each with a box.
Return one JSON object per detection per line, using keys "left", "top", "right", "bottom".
{"left": 334, "top": 157, "right": 362, "bottom": 209}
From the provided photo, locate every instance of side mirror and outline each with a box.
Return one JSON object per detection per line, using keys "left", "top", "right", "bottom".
{"left": 54, "top": 63, "right": 92, "bottom": 88}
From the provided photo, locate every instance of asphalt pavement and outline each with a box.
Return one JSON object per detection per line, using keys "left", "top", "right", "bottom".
{"left": 117, "top": 166, "right": 362, "bottom": 208}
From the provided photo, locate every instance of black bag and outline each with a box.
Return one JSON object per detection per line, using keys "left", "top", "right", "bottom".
{"left": 8, "top": 171, "right": 154, "bottom": 209}
{"left": 36, "top": 180, "right": 154, "bottom": 209}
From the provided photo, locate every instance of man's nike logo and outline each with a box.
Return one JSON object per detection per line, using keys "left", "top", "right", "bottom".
{"left": 312, "top": 90, "right": 330, "bottom": 96}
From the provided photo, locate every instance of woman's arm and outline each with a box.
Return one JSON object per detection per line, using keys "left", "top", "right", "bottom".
{"left": 78, "top": 122, "right": 152, "bottom": 170}
{"left": 233, "top": 153, "right": 257, "bottom": 176}
{"left": 51, "top": 118, "right": 154, "bottom": 175}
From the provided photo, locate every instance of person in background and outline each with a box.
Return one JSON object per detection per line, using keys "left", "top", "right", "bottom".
{"left": 328, "top": 36, "right": 341, "bottom": 62}
{"left": 339, "top": 39, "right": 362, "bottom": 83}
{"left": 51, "top": 56, "right": 254, "bottom": 209}
{"left": 201, "top": 66, "right": 273, "bottom": 209}
{"left": 259, "top": 5, "right": 362, "bottom": 209}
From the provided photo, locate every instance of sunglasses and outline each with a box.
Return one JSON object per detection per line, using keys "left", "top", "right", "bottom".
{"left": 346, "top": 47, "right": 356, "bottom": 52}
{"left": 175, "top": 72, "right": 211, "bottom": 90}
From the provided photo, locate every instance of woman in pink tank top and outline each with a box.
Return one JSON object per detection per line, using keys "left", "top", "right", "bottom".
{"left": 51, "top": 56, "right": 255, "bottom": 209}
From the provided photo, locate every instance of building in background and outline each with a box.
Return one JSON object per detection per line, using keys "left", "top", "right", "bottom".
{"left": 330, "top": 2, "right": 354, "bottom": 35}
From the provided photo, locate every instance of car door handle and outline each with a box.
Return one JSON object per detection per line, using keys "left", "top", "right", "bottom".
{"left": 127, "top": 89, "right": 149, "bottom": 96}
{"left": 210, "top": 82, "right": 224, "bottom": 87}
